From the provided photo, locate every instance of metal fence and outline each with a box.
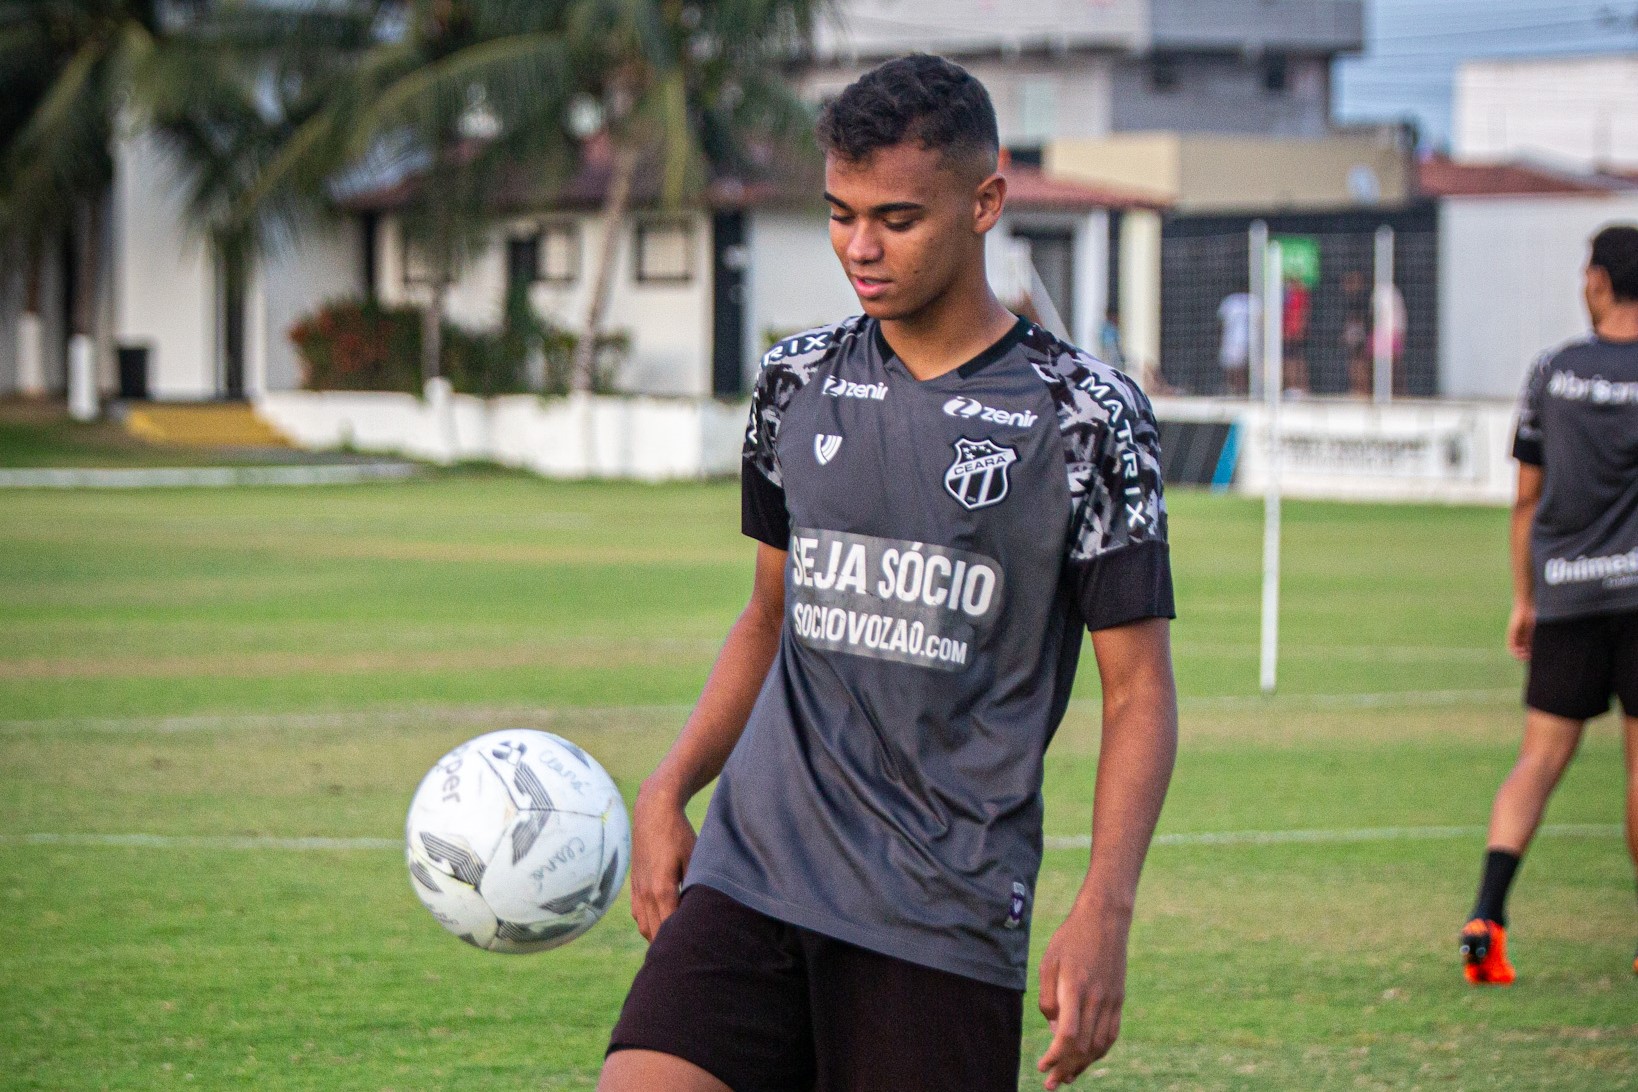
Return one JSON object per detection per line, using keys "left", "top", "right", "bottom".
{"left": 1158, "top": 206, "right": 1439, "bottom": 398}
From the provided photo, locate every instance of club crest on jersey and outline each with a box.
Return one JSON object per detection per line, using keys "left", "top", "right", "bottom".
{"left": 944, "top": 437, "right": 1017, "bottom": 511}
{"left": 814, "top": 434, "right": 842, "bottom": 466}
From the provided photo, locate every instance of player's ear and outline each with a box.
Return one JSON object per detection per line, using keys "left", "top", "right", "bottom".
{"left": 973, "top": 170, "right": 1006, "bottom": 236}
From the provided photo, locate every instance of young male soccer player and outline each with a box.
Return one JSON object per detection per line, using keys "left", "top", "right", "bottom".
{"left": 599, "top": 54, "right": 1178, "bottom": 1089}
{"left": 1461, "top": 224, "right": 1638, "bottom": 985}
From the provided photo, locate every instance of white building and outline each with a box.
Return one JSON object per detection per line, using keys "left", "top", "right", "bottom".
{"left": 1420, "top": 155, "right": 1638, "bottom": 401}
{"left": 102, "top": 130, "right": 1159, "bottom": 403}
{"left": 1454, "top": 54, "right": 1638, "bottom": 171}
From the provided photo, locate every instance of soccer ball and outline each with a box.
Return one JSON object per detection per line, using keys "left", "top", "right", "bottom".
{"left": 405, "top": 729, "right": 631, "bottom": 953}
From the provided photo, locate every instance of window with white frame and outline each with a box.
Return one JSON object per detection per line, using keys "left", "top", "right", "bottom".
{"left": 634, "top": 217, "right": 694, "bottom": 283}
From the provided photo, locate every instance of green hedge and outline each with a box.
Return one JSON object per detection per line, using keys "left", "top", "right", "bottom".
{"left": 288, "top": 295, "right": 628, "bottom": 396}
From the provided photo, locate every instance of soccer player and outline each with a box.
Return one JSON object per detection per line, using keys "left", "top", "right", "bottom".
{"left": 1460, "top": 224, "right": 1638, "bottom": 986}
{"left": 599, "top": 54, "right": 1178, "bottom": 1090}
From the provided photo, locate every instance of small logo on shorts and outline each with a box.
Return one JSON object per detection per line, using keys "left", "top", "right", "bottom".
{"left": 814, "top": 434, "right": 842, "bottom": 466}
{"left": 1004, "top": 881, "right": 1029, "bottom": 930}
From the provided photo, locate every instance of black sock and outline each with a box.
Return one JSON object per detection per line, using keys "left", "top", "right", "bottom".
{"left": 1470, "top": 849, "right": 1521, "bottom": 927}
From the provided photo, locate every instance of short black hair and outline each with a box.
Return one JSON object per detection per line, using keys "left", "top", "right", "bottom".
{"left": 1591, "top": 224, "right": 1638, "bottom": 301}
{"left": 815, "top": 54, "right": 999, "bottom": 171}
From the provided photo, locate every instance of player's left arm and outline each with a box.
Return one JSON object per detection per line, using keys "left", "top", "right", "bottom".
{"left": 1036, "top": 616, "right": 1177, "bottom": 1088}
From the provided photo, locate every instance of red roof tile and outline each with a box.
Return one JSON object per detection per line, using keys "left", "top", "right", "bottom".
{"left": 1001, "top": 165, "right": 1170, "bottom": 211}
{"left": 1417, "top": 154, "right": 1628, "bottom": 197}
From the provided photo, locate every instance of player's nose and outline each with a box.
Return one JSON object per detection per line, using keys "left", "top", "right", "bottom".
{"left": 844, "top": 222, "right": 884, "bottom": 265}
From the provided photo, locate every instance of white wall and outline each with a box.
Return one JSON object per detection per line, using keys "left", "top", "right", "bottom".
{"left": 258, "top": 221, "right": 363, "bottom": 393}
{"left": 744, "top": 210, "right": 859, "bottom": 381}
{"left": 113, "top": 130, "right": 216, "bottom": 399}
{"left": 1455, "top": 56, "right": 1638, "bottom": 170}
{"left": 1439, "top": 193, "right": 1638, "bottom": 401}
{"left": 381, "top": 212, "right": 714, "bottom": 397}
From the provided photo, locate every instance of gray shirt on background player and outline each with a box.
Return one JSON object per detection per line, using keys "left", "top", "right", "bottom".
{"left": 684, "top": 314, "right": 1175, "bottom": 991}
{"left": 1513, "top": 335, "right": 1638, "bottom": 622}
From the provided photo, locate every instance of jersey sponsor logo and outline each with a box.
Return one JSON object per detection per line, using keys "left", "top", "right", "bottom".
{"left": 1078, "top": 374, "right": 1151, "bottom": 533}
{"left": 814, "top": 434, "right": 842, "bottom": 466}
{"left": 786, "top": 527, "right": 1004, "bottom": 671}
{"left": 941, "top": 395, "right": 1038, "bottom": 429}
{"left": 764, "top": 330, "right": 832, "bottom": 364}
{"left": 944, "top": 438, "right": 1017, "bottom": 511}
{"left": 1544, "top": 547, "right": 1638, "bottom": 589}
{"left": 1547, "top": 370, "right": 1638, "bottom": 406}
{"left": 821, "top": 375, "right": 887, "bottom": 401}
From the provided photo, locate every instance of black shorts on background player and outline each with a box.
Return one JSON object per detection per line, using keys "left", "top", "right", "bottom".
{"left": 1526, "top": 610, "right": 1638, "bottom": 720}
{"left": 608, "top": 885, "right": 1022, "bottom": 1092}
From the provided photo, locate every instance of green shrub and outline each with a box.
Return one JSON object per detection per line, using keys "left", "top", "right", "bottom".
{"left": 289, "top": 296, "right": 630, "bottom": 397}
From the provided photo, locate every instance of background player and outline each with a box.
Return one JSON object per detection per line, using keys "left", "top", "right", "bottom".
{"left": 598, "top": 54, "right": 1178, "bottom": 1090}
{"left": 1461, "top": 223, "right": 1638, "bottom": 985}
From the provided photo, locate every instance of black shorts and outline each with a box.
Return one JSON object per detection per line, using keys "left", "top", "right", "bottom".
{"left": 607, "top": 884, "right": 1024, "bottom": 1092}
{"left": 1525, "top": 610, "right": 1638, "bottom": 720}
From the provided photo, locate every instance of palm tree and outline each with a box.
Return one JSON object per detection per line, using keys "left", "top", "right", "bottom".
{"left": 239, "top": 0, "right": 580, "bottom": 390}
{"left": 0, "top": 0, "right": 161, "bottom": 416}
{"left": 566, "top": 0, "right": 827, "bottom": 391}
{"left": 138, "top": 1, "right": 383, "bottom": 398}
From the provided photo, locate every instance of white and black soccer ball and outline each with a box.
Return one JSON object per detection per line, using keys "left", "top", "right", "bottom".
{"left": 406, "top": 729, "right": 631, "bottom": 953}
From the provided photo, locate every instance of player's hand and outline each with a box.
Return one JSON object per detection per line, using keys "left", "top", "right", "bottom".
{"left": 628, "top": 780, "right": 697, "bottom": 941}
{"left": 1036, "top": 905, "right": 1128, "bottom": 1088}
{"left": 1507, "top": 602, "right": 1535, "bottom": 661}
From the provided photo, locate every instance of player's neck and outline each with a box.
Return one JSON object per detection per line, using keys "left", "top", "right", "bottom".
{"left": 1594, "top": 304, "right": 1638, "bottom": 343}
{"left": 880, "top": 284, "right": 1018, "bottom": 382}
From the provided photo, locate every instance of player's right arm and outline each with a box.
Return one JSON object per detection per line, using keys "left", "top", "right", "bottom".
{"left": 1508, "top": 463, "right": 1543, "bottom": 661}
{"left": 629, "top": 542, "right": 786, "bottom": 940}
{"left": 1507, "top": 356, "right": 1548, "bottom": 661}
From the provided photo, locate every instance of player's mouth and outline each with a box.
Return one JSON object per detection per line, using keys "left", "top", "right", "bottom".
{"left": 851, "top": 274, "right": 890, "bottom": 299}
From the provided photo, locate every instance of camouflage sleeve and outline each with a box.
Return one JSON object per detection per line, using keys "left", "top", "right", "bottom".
{"left": 1060, "top": 369, "right": 1175, "bottom": 631}
{"left": 742, "top": 362, "right": 792, "bottom": 549}
{"left": 1511, "top": 352, "right": 1550, "bottom": 467}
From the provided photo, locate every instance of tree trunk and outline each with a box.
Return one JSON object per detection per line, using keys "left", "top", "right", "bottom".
{"left": 573, "top": 143, "right": 639, "bottom": 393}
{"left": 68, "top": 196, "right": 103, "bottom": 420}
{"left": 422, "top": 273, "right": 448, "bottom": 387}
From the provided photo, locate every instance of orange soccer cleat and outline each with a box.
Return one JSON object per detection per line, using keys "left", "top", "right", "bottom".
{"left": 1459, "top": 919, "right": 1515, "bottom": 986}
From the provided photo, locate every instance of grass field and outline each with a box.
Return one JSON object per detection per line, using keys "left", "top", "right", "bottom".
{"left": 2, "top": 471, "right": 1634, "bottom": 1090}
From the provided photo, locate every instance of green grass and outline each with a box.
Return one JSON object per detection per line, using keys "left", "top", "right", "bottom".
{"left": 1, "top": 477, "right": 1633, "bottom": 1090}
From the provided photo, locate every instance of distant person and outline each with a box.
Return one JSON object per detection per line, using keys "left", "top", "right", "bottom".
{"left": 1459, "top": 224, "right": 1638, "bottom": 986}
{"left": 1098, "top": 306, "right": 1126, "bottom": 372}
{"left": 1342, "top": 271, "right": 1371, "bottom": 397}
{"left": 1281, "top": 277, "right": 1311, "bottom": 394}
{"left": 1217, "top": 291, "right": 1252, "bottom": 396}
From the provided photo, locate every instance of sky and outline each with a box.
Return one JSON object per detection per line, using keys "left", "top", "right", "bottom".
{"left": 1332, "top": 0, "right": 1638, "bottom": 149}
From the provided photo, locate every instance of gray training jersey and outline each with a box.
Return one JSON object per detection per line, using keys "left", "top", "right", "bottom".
{"left": 683, "top": 315, "right": 1174, "bottom": 990}
{"left": 1513, "top": 335, "right": 1638, "bottom": 622}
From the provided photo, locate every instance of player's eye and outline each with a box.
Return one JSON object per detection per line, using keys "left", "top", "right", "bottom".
{"left": 828, "top": 212, "right": 854, "bottom": 224}
{"left": 883, "top": 219, "right": 916, "bottom": 232}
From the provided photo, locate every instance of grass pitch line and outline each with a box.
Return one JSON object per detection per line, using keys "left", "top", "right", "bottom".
{"left": 5, "top": 824, "right": 1621, "bottom": 855}
{"left": 0, "top": 688, "right": 1522, "bottom": 734}
{"left": 1044, "top": 823, "right": 1621, "bottom": 851}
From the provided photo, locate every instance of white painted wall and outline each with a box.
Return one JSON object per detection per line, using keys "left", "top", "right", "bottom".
{"left": 1455, "top": 56, "right": 1638, "bottom": 170}
{"left": 744, "top": 209, "right": 858, "bottom": 379}
{"left": 257, "top": 389, "right": 746, "bottom": 479}
{"left": 258, "top": 221, "right": 363, "bottom": 393}
{"left": 381, "top": 211, "right": 714, "bottom": 396}
{"left": 1439, "top": 193, "right": 1638, "bottom": 401}
{"left": 113, "top": 130, "right": 216, "bottom": 399}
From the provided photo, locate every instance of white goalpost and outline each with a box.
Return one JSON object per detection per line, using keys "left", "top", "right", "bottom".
{"left": 1258, "top": 233, "right": 1284, "bottom": 695}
